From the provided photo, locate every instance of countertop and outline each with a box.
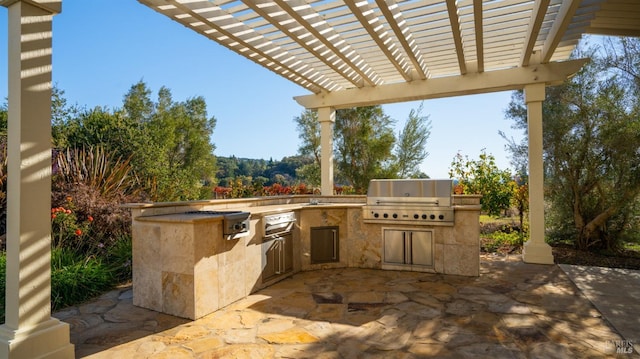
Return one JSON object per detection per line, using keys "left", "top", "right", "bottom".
{"left": 134, "top": 202, "right": 365, "bottom": 223}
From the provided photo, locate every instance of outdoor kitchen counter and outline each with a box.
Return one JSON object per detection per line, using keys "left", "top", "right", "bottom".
{"left": 134, "top": 212, "right": 226, "bottom": 223}
{"left": 247, "top": 202, "right": 363, "bottom": 216}
{"left": 129, "top": 203, "right": 365, "bottom": 224}
{"left": 128, "top": 195, "right": 480, "bottom": 320}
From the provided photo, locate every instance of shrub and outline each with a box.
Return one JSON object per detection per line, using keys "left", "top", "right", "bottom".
{"left": 51, "top": 201, "right": 94, "bottom": 254}
{"left": 105, "top": 235, "right": 132, "bottom": 284}
{"left": 51, "top": 248, "right": 112, "bottom": 310}
{"left": 52, "top": 183, "right": 132, "bottom": 244}
{"left": 481, "top": 230, "right": 524, "bottom": 253}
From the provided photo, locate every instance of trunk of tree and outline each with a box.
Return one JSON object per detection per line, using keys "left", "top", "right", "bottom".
{"left": 576, "top": 206, "right": 618, "bottom": 250}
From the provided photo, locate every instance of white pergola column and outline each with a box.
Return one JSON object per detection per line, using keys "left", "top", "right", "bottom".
{"left": 0, "top": 1, "right": 74, "bottom": 358}
{"left": 522, "top": 83, "right": 554, "bottom": 265}
{"left": 317, "top": 107, "right": 335, "bottom": 195}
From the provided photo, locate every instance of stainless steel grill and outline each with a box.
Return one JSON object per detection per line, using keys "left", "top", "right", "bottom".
{"left": 362, "top": 179, "right": 454, "bottom": 224}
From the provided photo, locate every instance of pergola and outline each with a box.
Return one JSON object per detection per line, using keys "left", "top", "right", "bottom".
{"left": 1, "top": 0, "right": 639, "bottom": 357}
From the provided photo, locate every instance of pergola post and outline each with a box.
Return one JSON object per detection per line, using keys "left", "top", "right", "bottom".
{"left": 522, "top": 83, "right": 554, "bottom": 265}
{"left": 318, "top": 107, "right": 335, "bottom": 195}
{"left": 0, "top": 1, "right": 74, "bottom": 358}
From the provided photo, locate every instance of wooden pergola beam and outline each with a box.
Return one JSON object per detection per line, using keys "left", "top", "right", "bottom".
{"left": 295, "top": 59, "right": 588, "bottom": 109}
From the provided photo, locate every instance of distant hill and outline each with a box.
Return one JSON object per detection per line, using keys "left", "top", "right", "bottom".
{"left": 215, "top": 155, "right": 313, "bottom": 187}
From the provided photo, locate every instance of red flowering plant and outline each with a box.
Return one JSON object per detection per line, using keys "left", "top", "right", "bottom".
{"left": 50, "top": 196, "right": 96, "bottom": 254}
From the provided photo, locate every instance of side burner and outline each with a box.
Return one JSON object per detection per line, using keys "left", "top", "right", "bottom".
{"left": 183, "top": 210, "right": 251, "bottom": 238}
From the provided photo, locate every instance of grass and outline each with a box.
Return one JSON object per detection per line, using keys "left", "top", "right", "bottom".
{"left": 51, "top": 248, "right": 113, "bottom": 310}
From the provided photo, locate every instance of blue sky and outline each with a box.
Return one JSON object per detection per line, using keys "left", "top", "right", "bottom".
{"left": 0, "top": 0, "right": 523, "bottom": 179}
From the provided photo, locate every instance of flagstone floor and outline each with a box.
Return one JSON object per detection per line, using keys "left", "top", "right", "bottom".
{"left": 54, "top": 255, "right": 636, "bottom": 358}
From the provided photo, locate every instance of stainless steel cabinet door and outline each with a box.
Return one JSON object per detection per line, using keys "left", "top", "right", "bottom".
{"left": 383, "top": 229, "right": 406, "bottom": 264}
{"left": 283, "top": 234, "right": 293, "bottom": 273}
{"left": 410, "top": 230, "right": 433, "bottom": 266}
{"left": 311, "top": 226, "right": 339, "bottom": 264}
{"left": 262, "top": 238, "right": 278, "bottom": 282}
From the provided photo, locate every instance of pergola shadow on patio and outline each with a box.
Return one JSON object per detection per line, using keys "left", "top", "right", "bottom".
{"left": 61, "top": 255, "right": 627, "bottom": 358}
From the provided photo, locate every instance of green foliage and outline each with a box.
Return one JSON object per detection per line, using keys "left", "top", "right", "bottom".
{"left": 50, "top": 248, "right": 113, "bottom": 311}
{"left": 51, "top": 204, "right": 93, "bottom": 253}
{"left": 54, "top": 146, "right": 140, "bottom": 198}
{"left": 511, "top": 177, "right": 529, "bottom": 231}
{"left": 295, "top": 110, "right": 321, "bottom": 164}
{"left": 217, "top": 156, "right": 315, "bottom": 189}
{"left": 296, "top": 162, "right": 321, "bottom": 188}
{"left": 449, "top": 149, "right": 513, "bottom": 216}
{"left": 56, "top": 81, "right": 218, "bottom": 202}
{"left": 294, "top": 104, "right": 431, "bottom": 193}
{"left": 394, "top": 102, "right": 432, "bottom": 178}
{"left": 126, "top": 83, "right": 217, "bottom": 201}
{"left": 482, "top": 230, "right": 524, "bottom": 253}
{"left": 105, "top": 235, "right": 132, "bottom": 284}
{"left": 51, "top": 86, "right": 81, "bottom": 148}
{"left": 58, "top": 106, "right": 139, "bottom": 160}
{"left": 505, "top": 40, "right": 640, "bottom": 251}
{"left": 334, "top": 106, "right": 397, "bottom": 193}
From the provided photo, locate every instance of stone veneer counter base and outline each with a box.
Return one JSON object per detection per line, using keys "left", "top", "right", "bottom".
{"left": 128, "top": 195, "right": 481, "bottom": 319}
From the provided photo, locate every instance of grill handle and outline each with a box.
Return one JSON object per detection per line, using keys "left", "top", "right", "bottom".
{"left": 332, "top": 229, "right": 337, "bottom": 260}
{"left": 375, "top": 200, "right": 439, "bottom": 206}
{"left": 264, "top": 221, "right": 294, "bottom": 238}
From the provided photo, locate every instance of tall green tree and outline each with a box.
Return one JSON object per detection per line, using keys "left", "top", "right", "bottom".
{"left": 394, "top": 102, "right": 431, "bottom": 178}
{"left": 294, "top": 104, "right": 432, "bottom": 192}
{"left": 62, "top": 107, "right": 140, "bottom": 160}
{"left": 57, "top": 81, "right": 218, "bottom": 201}
{"left": 294, "top": 110, "right": 322, "bottom": 187}
{"left": 334, "top": 106, "right": 396, "bottom": 193}
{"left": 134, "top": 85, "right": 217, "bottom": 201}
{"left": 505, "top": 42, "right": 640, "bottom": 250}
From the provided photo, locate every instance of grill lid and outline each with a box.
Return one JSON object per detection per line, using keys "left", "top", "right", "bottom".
{"left": 366, "top": 179, "right": 453, "bottom": 207}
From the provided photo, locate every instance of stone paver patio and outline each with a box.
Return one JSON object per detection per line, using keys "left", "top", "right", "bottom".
{"left": 54, "top": 255, "right": 637, "bottom": 358}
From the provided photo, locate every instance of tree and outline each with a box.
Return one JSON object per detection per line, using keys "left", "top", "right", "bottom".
{"left": 138, "top": 85, "right": 217, "bottom": 201}
{"left": 51, "top": 86, "right": 81, "bottom": 148}
{"left": 505, "top": 42, "right": 640, "bottom": 251}
{"left": 394, "top": 102, "right": 431, "bottom": 178}
{"left": 294, "top": 110, "right": 322, "bottom": 187}
{"left": 62, "top": 106, "right": 140, "bottom": 161}
{"left": 58, "top": 81, "right": 218, "bottom": 201}
{"left": 294, "top": 104, "right": 432, "bottom": 192}
{"left": 603, "top": 37, "right": 640, "bottom": 90}
{"left": 334, "top": 106, "right": 396, "bottom": 193}
{"left": 449, "top": 149, "right": 513, "bottom": 217}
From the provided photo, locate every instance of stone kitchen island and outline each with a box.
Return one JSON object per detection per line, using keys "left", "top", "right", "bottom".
{"left": 126, "top": 193, "right": 480, "bottom": 320}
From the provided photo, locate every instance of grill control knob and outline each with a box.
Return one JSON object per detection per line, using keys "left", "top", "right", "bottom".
{"left": 430, "top": 214, "right": 435, "bottom": 220}
{"left": 392, "top": 213, "right": 398, "bottom": 218}
{"left": 373, "top": 213, "right": 379, "bottom": 218}
{"left": 233, "top": 223, "right": 245, "bottom": 231}
{"left": 383, "top": 213, "right": 389, "bottom": 218}
{"left": 422, "top": 214, "right": 427, "bottom": 219}
{"left": 414, "top": 214, "right": 419, "bottom": 219}
{"left": 438, "top": 214, "right": 445, "bottom": 220}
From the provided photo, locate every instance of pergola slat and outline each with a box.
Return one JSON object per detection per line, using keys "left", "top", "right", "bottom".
{"left": 138, "top": 0, "right": 640, "bottom": 93}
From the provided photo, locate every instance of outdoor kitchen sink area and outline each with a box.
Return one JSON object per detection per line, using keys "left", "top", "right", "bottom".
{"left": 126, "top": 181, "right": 481, "bottom": 320}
